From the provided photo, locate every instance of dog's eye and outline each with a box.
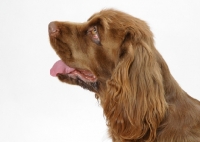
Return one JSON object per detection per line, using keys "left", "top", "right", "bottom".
{"left": 87, "top": 26, "right": 100, "bottom": 45}
{"left": 87, "top": 26, "right": 97, "bottom": 35}
{"left": 91, "top": 27, "right": 99, "bottom": 39}
{"left": 91, "top": 27, "right": 97, "bottom": 35}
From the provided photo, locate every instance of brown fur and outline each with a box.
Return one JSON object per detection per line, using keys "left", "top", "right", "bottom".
{"left": 49, "top": 9, "right": 200, "bottom": 142}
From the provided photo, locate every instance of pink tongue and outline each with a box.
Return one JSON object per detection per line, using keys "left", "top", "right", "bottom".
{"left": 50, "top": 60, "right": 75, "bottom": 77}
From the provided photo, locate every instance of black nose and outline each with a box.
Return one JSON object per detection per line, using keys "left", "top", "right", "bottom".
{"left": 48, "top": 22, "right": 60, "bottom": 37}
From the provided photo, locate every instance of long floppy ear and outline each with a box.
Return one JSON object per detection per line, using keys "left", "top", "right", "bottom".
{"left": 104, "top": 31, "right": 168, "bottom": 141}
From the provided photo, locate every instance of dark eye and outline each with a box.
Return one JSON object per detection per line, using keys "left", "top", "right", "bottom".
{"left": 92, "top": 27, "right": 97, "bottom": 34}
{"left": 87, "top": 26, "right": 97, "bottom": 34}
{"left": 87, "top": 26, "right": 101, "bottom": 45}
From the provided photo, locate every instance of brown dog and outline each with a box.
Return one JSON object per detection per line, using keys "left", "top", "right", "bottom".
{"left": 49, "top": 9, "right": 200, "bottom": 142}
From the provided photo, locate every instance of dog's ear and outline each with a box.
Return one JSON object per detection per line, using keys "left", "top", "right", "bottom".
{"left": 104, "top": 30, "right": 168, "bottom": 141}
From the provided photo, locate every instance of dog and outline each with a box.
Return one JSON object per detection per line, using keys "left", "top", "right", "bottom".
{"left": 49, "top": 9, "right": 200, "bottom": 142}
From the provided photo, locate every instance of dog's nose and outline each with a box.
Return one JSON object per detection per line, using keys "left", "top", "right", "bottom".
{"left": 48, "top": 22, "right": 60, "bottom": 37}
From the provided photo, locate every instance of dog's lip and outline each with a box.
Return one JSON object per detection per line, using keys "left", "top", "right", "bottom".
{"left": 50, "top": 60, "right": 97, "bottom": 82}
{"left": 68, "top": 70, "right": 97, "bottom": 82}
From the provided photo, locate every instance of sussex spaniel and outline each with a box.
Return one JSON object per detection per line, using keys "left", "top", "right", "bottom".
{"left": 48, "top": 9, "right": 200, "bottom": 142}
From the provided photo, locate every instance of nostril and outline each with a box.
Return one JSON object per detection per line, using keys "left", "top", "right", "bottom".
{"left": 48, "top": 22, "right": 60, "bottom": 36}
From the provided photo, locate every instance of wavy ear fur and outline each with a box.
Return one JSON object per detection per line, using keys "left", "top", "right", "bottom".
{"left": 103, "top": 30, "right": 168, "bottom": 141}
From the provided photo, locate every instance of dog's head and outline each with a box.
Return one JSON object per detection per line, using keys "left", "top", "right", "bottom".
{"left": 49, "top": 9, "right": 169, "bottom": 141}
{"left": 49, "top": 9, "right": 153, "bottom": 93}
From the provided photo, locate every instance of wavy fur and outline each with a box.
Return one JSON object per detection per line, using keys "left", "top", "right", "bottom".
{"left": 49, "top": 9, "right": 200, "bottom": 142}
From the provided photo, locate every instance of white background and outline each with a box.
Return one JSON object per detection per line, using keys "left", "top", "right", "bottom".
{"left": 0, "top": 0, "right": 200, "bottom": 142}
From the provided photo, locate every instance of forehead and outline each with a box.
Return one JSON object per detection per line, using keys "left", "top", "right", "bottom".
{"left": 86, "top": 12, "right": 114, "bottom": 31}
{"left": 87, "top": 15, "right": 105, "bottom": 27}
{"left": 86, "top": 9, "right": 131, "bottom": 30}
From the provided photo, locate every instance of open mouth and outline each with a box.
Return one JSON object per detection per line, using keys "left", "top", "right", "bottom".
{"left": 50, "top": 60, "right": 97, "bottom": 83}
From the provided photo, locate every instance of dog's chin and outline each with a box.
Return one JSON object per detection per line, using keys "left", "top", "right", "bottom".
{"left": 57, "top": 73, "right": 99, "bottom": 92}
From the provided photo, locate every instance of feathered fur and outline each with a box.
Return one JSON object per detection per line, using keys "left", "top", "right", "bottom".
{"left": 49, "top": 9, "right": 200, "bottom": 142}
